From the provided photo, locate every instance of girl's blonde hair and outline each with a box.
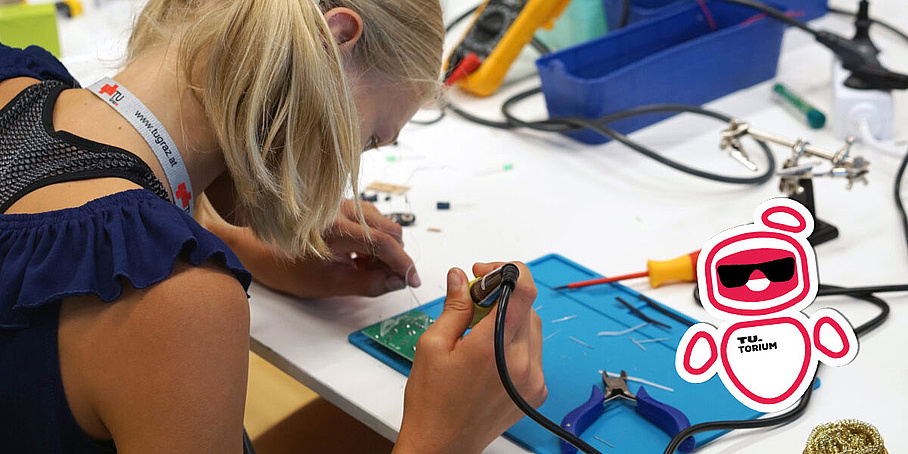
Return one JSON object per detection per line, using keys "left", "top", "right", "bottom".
{"left": 128, "top": 0, "right": 443, "bottom": 257}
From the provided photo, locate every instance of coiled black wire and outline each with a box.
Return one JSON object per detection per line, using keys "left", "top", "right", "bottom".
{"left": 500, "top": 87, "right": 777, "bottom": 185}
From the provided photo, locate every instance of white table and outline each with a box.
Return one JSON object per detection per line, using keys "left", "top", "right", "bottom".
{"left": 61, "top": 1, "right": 908, "bottom": 451}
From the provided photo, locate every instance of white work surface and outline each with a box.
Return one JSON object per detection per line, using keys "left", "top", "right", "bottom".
{"left": 60, "top": 1, "right": 908, "bottom": 452}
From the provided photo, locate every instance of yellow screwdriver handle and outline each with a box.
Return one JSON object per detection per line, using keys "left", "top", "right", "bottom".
{"left": 647, "top": 251, "right": 700, "bottom": 288}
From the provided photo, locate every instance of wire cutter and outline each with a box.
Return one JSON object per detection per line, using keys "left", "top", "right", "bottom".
{"left": 559, "top": 371, "right": 695, "bottom": 454}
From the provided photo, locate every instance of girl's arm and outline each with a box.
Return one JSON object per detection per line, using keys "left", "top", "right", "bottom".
{"left": 58, "top": 261, "right": 250, "bottom": 453}
{"left": 198, "top": 193, "right": 418, "bottom": 298}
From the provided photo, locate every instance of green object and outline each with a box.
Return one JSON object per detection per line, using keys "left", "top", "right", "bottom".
{"left": 385, "top": 155, "right": 397, "bottom": 162}
{"left": 772, "top": 83, "right": 826, "bottom": 129}
{"left": 503, "top": 163, "right": 514, "bottom": 171}
{"left": 535, "top": 0, "right": 608, "bottom": 51}
{"left": 0, "top": 2, "right": 60, "bottom": 57}
{"left": 360, "top": 309, "right": 434, "bottom": 362}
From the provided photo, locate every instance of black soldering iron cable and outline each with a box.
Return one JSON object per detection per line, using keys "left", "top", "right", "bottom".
{"left": 494, "top": 282, "right": 606, "bottom": 454}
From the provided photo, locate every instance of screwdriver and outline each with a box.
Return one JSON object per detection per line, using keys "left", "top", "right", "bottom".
{"left": 553, "top": 251, "right": 700, "bottom": 290}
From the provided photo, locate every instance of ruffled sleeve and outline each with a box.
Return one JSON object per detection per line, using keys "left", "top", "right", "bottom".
{"left": 0, "top": 43, "right": 77, "bottom": 86}
{"left": 0, "top": 189, "right": 252, "bottom": 328}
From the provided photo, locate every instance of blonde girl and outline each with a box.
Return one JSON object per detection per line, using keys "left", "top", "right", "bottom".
{"left": 0, "top": 0, "right": 545, "bottom": 452}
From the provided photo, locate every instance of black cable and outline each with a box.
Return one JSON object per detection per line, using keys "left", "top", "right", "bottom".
{"left": 446, "top": 6, "right": 479, "bottom": 33}
{"left": 618, "top": 0, "right": 632, "bottom": 28}
{"left": 493, "top": 267, "right": 605, "bottom": 454}
{"left": 896, "top": 147, "right": 908, "bottom": 258}
{"left": 501, "top": 87, "right": 777, "bottom": 185}
{"left": 668, "top": 283, "right": 891, "bottom": 454}
{"left": 823, "top": 285, "right": 891, "bottom": 337}
{"left": 409, "top": 109, "right": 446, "bottom": 126}
{"left": 243, "top": 429, "right": 256, "bottom": 454}
{"left": 828, "top": 5, "right": 908, "bottom": 44}
{"left": 529, "top": 37, "right": 553, "bottom": 55}
{"left": 446, "top": 103, "right": 514, "bottom": 130}
{"left": 816, "top": 284, "right": 908, "bottom": 297}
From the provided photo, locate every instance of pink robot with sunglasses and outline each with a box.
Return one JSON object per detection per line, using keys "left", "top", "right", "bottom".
{"left": 675, "top": 198, "right": 858, "bottom": 412}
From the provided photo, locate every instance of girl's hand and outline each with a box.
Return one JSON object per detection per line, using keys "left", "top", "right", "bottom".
{"left": 395, "top": 262, "right": 546, "bottom": 454}
{"left": 201, "top": 197, "right": 419, "bottom": 298}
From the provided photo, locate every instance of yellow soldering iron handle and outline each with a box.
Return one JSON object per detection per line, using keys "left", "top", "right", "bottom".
{"left": 467, "top": 269, "right": 502, "bottom": 328}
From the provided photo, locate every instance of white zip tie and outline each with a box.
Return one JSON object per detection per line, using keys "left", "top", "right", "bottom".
{"left": 635, "top": 337, "right": 670, "bottom": 344}
{"left": 551, "top": 315, "right": 578, "bottom": 323}
{"left": 543, "top": 329, "right": 561, "bottom": 342}
{"left": 593, "top": 436, "right": 614, "bottom": 448}
{"left": 597, "top": 323, "right": 648, "bottom": 336}
{"left": 600, "top": 370, "right": 675, "bottom": 393}
{"left": 630, "top": 337, "right": 647, "bottom": 351}
{"left": 568, "top": 336, "right": 594, "bottom": 349}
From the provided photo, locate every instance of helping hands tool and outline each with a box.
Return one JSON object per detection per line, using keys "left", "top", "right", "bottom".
{"left": 553, "top": 251, "right": 699, "bottom": 290}
{"left": 560, "top": 371, "right": 694, "bottom": 454}
{"left": 720, "top": 120, "right": 870, "bottom": 246}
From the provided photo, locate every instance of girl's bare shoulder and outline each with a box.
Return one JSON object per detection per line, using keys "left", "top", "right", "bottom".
{"left": 59, "top": 261, "right": 249, "bottom": 453}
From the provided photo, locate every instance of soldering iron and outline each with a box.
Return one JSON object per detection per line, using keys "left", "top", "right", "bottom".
{"left": 468, "top": 263, "right": 520, "bottom": 327}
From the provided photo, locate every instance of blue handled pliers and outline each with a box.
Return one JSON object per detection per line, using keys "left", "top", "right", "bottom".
{"left": 559, "top": 370, "right": 695, "bottom": 453}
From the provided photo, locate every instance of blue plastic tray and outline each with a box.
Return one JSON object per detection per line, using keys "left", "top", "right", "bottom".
{"left": 350, "top": 254, "right": 763, "bottom": 453}
{"left": 603, "top": 0, "right": 827, "bottom": 30}
{"left": 536, "top": 1, "right": 787, "bottom": 144}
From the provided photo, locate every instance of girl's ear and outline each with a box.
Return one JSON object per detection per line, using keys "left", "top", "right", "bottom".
{"left": 324, "top": 7, "right": 364, "bottom": 52}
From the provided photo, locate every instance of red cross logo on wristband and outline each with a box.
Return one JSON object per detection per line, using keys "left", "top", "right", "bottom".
{"left": 98, "top": 83, "right": 123, "bottom": 106}
{"left": 99, "top": 84, "right": 118, "bottom": 96}
{"left": 175, "top": 183, "right": 191, "bottom": 209}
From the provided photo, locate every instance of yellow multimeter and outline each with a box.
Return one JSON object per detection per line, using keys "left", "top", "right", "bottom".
{"left": 444, "top": 0, "right": 571, "bottom": 97}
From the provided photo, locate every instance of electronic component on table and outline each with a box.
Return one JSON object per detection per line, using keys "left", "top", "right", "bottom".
{"left": 361, "top": 309, "right": 434, "bottom": 362}
{"left": 560, "top": 370, "right": 694, "bottom": 454}
{"left": 553, "top": 251, "right": 700, "bottom": 290}
{"left": 444, "top": 0, "right": 570, "bottom": 96}
{"left": 385, "top": 212, "right": 416, "bottom": 227}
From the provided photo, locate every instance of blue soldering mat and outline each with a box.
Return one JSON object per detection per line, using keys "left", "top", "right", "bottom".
{"left": 349, "top": 254, "right": 763, "bottom": 453}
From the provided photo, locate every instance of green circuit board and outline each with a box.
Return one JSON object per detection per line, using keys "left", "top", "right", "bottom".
{"left": 360, "top": 309, "right": 434, "bottom": 362}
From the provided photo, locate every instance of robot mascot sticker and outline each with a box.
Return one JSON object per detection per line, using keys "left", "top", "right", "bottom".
{"left": 675, "top": 198, "right": 858, "bottom": 412}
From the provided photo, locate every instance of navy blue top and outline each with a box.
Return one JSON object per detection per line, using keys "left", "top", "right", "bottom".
{"left": 0, "top": 43, "right": 252, "bottom": 452}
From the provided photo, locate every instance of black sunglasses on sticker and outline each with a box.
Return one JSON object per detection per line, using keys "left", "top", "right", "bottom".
{"left": 716, "top": 257, "right": 796, "bottom": 288}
